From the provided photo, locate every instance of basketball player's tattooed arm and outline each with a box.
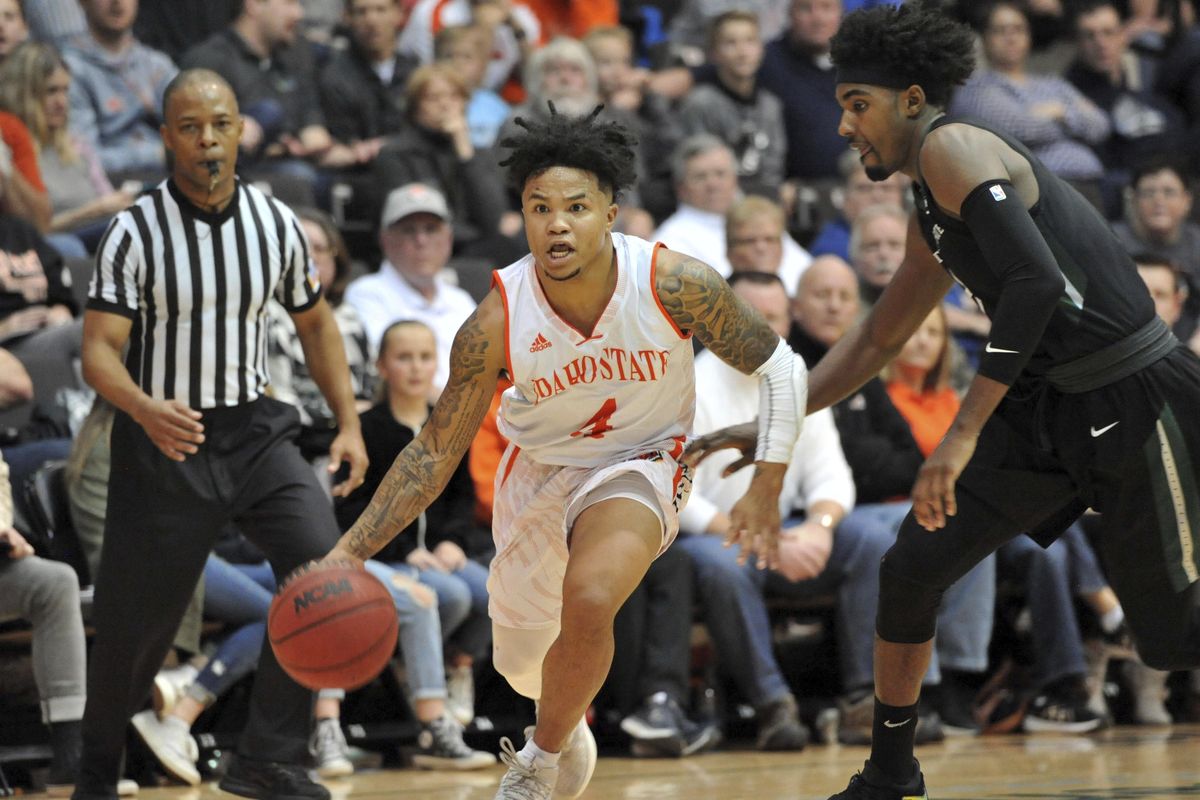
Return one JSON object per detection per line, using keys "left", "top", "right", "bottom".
{"left": 328, "top": 293, "right": 507, "bottom": 564}
{"left": 655, "top": 248, "right": 788, "bottom": 569}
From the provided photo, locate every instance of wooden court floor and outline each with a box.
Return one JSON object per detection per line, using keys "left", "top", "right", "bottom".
{"left": 129, "top": 725, "right": 1200, "bottom": 800}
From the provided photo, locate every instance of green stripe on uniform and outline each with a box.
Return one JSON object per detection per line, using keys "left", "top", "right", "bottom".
{"left": 1144, "top": 404, "right": 1200, "bottom": 593}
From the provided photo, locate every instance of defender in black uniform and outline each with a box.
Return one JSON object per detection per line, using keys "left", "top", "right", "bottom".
{"left": 687, "top": 2, "right": 1200, "bottom": 798}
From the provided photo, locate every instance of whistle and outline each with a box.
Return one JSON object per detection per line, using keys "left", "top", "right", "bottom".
{"left": 206, "top": 161, "right": 220, "bottom": 191}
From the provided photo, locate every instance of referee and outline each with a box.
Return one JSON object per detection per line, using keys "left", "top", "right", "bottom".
{"left": 75, "top": 69, "right": 367, "bottom": 800}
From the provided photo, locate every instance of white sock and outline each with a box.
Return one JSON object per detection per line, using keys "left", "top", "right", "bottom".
{"left": 1100, "top": 605, "right": 1125, "bottom": 634}
{"left": 518, "top": 738, "right": 560, "bottom": 769}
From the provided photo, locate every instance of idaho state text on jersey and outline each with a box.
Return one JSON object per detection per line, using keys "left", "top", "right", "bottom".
{"left": 531, "top": 348, "right": 672, "bottom": 402}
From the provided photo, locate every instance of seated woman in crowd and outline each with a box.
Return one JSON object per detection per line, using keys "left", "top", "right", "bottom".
{"left": 267, "top": 209, "right": 375, "bottom": 472}
{"left": 335, "top": 320, "right": 493, "bottom": 735}
{"left": 952, "top": 1, "right": 1109, "bottom": 195}
{"left": 0, "top": 42, "right": 134, "bottom": 257}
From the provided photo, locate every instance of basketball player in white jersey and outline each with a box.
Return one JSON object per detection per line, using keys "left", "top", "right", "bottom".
{"left": 324, "top": 107, "right": 808, "bottom": 800}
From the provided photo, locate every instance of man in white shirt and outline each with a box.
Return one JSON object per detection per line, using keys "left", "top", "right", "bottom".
{"left": 677, "top": 270, "right": 868, "bottom": 751}
{"left": 344, "top": 183, "right": 477, "bottom": 392}
{"left": 653, "top": 134, "right": 809, "bottom": 279}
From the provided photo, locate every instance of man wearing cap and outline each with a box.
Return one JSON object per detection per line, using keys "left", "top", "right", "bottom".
{"left": 344, "top": 182, "right": 476, "bottom": 393}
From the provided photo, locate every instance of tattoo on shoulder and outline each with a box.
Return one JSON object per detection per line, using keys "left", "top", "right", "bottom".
{"left": 344, "top": 311, "right": 497, "bottom": 560}
{"left": 656, "top": 255, "right": 778, "bottom": 373}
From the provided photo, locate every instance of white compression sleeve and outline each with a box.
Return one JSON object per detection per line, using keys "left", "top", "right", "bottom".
{"left": 752, "top": 338, "right": 808, "bottom": 464}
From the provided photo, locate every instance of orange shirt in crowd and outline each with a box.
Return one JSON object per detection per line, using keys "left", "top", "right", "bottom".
{"left": 522, "top": 0, "right": 618, "bottom": 38}
{"left": 886, "top": 381, "right": 960, "bottom": 458}
{"left": 0, "top": 111, "right": 47, "bottom": 192}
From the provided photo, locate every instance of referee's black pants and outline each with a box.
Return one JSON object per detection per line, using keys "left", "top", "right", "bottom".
{"left": 874, "top": 347, "right": 1200, "bottom": 672}
{"left": 75, "top": 398, "right": 340, "bottom": 798}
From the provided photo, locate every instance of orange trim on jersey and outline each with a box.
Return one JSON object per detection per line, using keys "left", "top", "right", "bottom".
{"left": 671, "top": 465, "right": 684, "bottom": 498}
{"left": 532, "top": 247, "right": 623, "bottom": 344}
{"left": 667, "top": 435, "right": 686, "bottom": 461}
{"left": 491, "top": 271, "right": 515, "bottom": 381}
{"left": 649, "top": 242, "right": 690, "bottom": 340}
{"left": 500, "top": 444, "right": 521, "bottom": 489}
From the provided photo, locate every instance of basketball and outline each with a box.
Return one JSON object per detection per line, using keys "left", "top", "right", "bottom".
{"left": 268, "top": 562, "right": 398, "bottom": 690}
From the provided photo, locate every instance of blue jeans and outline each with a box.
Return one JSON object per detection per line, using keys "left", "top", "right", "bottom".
{"left": 682, "top": 502, "right": 996, "bottom": 706}
{"left": 413, "top": 558, "right": 492, "bottom": 661}
{"left": 998, "top": 522, "right": 1095, "bottom": 687}
{"left": 363, "top": 560, "right": 448, "bottom": 700}
{"left": 190, "top": 558, "right": 274, "bottom": 704}
{"left": 837, "top": 502, "right": 995, "bottom": 688}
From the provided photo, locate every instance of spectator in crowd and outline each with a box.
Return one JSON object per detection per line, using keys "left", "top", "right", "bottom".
{"left": 0, "top": 210, "right": 76, "bottom": 347}
{"left": 435, "top": 25, "right": 510, "bottom": 150}
{"left": 1112, "top": 161, "right": 1200, "bottom": 285}
{"left": 602, "top": 544, "right": 721, "bottom": 758}
{"left": 951, "top": 1, "right": 1110, "bottom": 187}
{"left": 1065, "top": 0, "right": 1185, "bottom": 195}
{"left": 400, "top": 0, "right": 540, "bottom": 101}
{"left": 63, "top": 0, "right": 176, "bottom": 180}
{"left": 1133, "top": 252, "right": 1200, "bottom": 350}
{"left": 267, "top": 209, "right": 374, "bottom": 468}
{"left": 182, "top": 0, "right": 358, "bottom": 200}
{"left": 787, "top": 256, "right": 995, "bottom": 738}
{"left": 375, "top": 64, "right": 518, "bottom": 258}
{"left": 758, "top": 0, "right": 847, "bottom": 182}
{"left": 335, "top": 319, "right": 494, "bottom": 733}
{"left": 679, "top": 269, "right": 857, "bottom": 753}
{"left": 318, "top": 0, "right": 416, "bottom": 156}
{"left": 132, "top": 0, "right": 241, "bottom": 63}
{"left": 21, "top": 0, "right": 85, "bottom": 46}
{"left": 344, "top": 184, "right": 476, "bottom": 391}
{"left": 582, "top": 25, "right": 682, "bottom": 221}
{"left": 0, "top": 451, "right": 97, "bottom": 796}
{"left": 653, "top": 135, "right": 742, "bottom": 273}
{"left": 881, "top": 307, "right": 958, "bottom": 458}
{"left": 0, "top": 43, "right": 135, "bottom": 256}
{"left": 679, "top": 11, "right": 786, "bottom": 200}
{"left": 809, "top": 149, "right": 908, "bottom": 261}
{"left": 1, "top": 110, "right": 53, "bottom": 232}
{"left": 725, "top": 195, "right": 812, "bottom": 294}
{"left": 0, "top": 0, "right": 28, "bottom": 60}
{"left": 848, "top": 203, "right": 907, "bottom": 309}
{"left": 668, "top": 0, "right": 792, "bottom": 54}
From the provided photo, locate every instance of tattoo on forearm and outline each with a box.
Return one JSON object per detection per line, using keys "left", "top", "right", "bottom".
{"left": 344, "top": 313, "right": 495, "bottom": 559}
{"left": 657, "top": 256, "right": 778, "bottom": 372}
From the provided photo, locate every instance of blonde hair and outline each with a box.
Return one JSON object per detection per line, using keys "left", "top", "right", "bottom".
{"left": 882, "top": 305, "right": 953, "bottom": 394}
{"left": 726, "top": 195, "right": 785, "bottom": 239}
{"left": 0, "top": 41, "right": 74, "bottom": 163}
{"left": 404, "top": 63, "right": 470, "bottom": 121}
{"left": 434, "top": 23, "right": 489, "bottom": 60}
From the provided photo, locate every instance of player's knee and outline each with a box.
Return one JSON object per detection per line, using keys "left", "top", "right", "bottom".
{"left": 875, "top": 556, "right": 944, "bottom": 644}
{"left": 560, "top": 583, "right": 621, "bottom": 632}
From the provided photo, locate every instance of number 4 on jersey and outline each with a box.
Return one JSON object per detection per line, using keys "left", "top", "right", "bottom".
{"left": 570, "top": 398, "right": 617, "bottom": 439}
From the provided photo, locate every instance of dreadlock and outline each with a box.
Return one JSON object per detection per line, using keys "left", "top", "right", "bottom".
{"left": 499, "top": 104, "right": 639, "bottom": 200}
{"left": 831, "top": 0, "right": 976, "bottom": 107}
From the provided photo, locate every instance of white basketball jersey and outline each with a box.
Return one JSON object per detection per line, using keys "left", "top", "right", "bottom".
{"left": 493, "top": 233, "right": 696, "bottom": 467}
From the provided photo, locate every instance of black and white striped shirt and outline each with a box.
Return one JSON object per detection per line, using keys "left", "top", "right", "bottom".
{"left": 88, "top": 180, "right": 321, "bottom": 409}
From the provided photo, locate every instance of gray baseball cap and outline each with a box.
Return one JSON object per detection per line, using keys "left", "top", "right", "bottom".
{"left": 381, "top": 183, "right": 452, "bottom": 228}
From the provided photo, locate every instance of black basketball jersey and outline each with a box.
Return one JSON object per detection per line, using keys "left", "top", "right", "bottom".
{"left": 912, "top": 115, "right": 1155, "bottom": 379}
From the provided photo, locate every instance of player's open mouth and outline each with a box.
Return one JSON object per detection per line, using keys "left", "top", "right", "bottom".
{"left": 853, "top": 142, "right": 874, "bottom": 160}
{"left": 547, "top": 243, "right": 574, "bottom": 263}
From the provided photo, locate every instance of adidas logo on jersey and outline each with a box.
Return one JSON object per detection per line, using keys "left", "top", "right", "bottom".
{"left": 529, "top": 333, "right": 552, "bottom": 352}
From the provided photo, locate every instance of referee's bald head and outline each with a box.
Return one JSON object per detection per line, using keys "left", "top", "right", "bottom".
{"left": 163, "top": 69, "right": 239, "bottom": 122}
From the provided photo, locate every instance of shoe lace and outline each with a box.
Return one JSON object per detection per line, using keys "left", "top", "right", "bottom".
{"left": 497, "top": 738, "right": 553, "bottom": 800}
{"left": 427, "top": 715, "right": 475, "bottom": 758}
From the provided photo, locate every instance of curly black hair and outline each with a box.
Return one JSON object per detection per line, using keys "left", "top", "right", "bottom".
{"left": 498, "top": 104, "right": 639, "bottom": 200}
{"left": 830, "top": 0, "right": 976, "bottom": 107}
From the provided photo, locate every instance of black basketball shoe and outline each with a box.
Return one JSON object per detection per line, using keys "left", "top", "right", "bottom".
{"left": 219, "top": 754, "right": 330, "bottom": 800}
{"left": 828, "top": 759, "right": 929, "bottom": 800}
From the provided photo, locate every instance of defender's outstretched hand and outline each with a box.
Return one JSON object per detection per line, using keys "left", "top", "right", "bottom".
{"left": 682, "top": 420, "right": 759, "bottom": 476}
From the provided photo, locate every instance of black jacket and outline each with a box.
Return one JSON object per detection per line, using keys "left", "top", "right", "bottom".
{"left": 0, "top": 214, "right": 76, "bottom": 324}
{"left": 787, "top": 324, "right": 923, "bottom": 503}
{"left": 318, "top": 42, "right": 417, "bottom": 143}
{"left": 334, "top": 402, "right": 488, "bottom": 561}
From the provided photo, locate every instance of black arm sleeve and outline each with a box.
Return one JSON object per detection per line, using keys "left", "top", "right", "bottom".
{"left": 959, "top": 180, "right": 1065, "bottom": 386}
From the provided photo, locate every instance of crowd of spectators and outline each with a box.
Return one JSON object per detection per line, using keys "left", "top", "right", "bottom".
{"left": 5, "top": 0, "right": 1200, "bottom": 791}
